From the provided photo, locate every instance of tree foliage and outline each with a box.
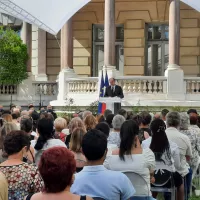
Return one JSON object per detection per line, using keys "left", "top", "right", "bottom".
{"left": 0, "top": 27, "right": 28, "bottom": 85}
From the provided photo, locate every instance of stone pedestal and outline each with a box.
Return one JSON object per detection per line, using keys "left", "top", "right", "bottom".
{"left": 165, "top": 64, "right": 185, "bottom": 100}
{"left": 35, "top": 74, "right": 48, "bottom": 81}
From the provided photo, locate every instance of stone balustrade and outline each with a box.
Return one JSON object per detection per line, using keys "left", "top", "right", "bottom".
{"left": 67, "top": 77, "right": 98, "bottom": 94}
{"left": 32, "top": 81, "right": 57, "bottom": 96}
{"left": 0, "top": 85, "right": 17, "bottom": 94}
{"left": 116, "top": 76, "right": 167, "bottom": 94}
{"left": 185, "top": 78, "right": 200, "bottom": 94}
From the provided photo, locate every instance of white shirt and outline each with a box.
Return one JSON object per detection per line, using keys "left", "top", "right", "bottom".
{"left": 166, "top": 127, "right": 192, "bottom": 176}
{"left": 104, "top": 148, "right": 155, "bottom": 196}
{"left": 107, "top": 131, "right": 120, "bottom": 147}
{"left": 142, "top": 137, "right": 181, "bottom": 172}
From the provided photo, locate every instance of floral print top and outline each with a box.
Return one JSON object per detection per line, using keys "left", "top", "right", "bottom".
{"left": 0, "top": 162, "right": 43, "bottom": 200}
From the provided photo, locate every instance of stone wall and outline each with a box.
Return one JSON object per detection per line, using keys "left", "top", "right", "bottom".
{"left": 43, "top": 0, "right": 200, "bottom": 80}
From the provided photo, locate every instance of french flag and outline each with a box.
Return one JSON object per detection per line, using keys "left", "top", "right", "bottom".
{"left": 98, "top": 71, "right": 109, "bottom": 114}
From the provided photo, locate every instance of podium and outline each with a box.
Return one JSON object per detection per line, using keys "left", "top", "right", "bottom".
{"left": 99, "top": 97, "right": 122, "bottom": 114}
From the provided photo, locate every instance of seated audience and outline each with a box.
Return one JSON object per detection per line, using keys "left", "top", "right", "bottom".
{"left": 71, "top": 129, "right": 135, "bottom": 200}
{"left": 70, "top": 128, "right": 86, "bottom": 172}
{"left": 25, "top": 147, "right": 92, "bottom": 200}
{"left": 139, "top": 111, "right": 152, "bottom": 136}
{"left": 31, "top": 118, "right": 66, "bottom": 165}
{"left": 0, "top": 131, "right": 43, "bottom": 199}
{"left": 106, "top": 113, "right": 115, "bottom": 129}
{"left": 95, "top": 122, "right": 110, "bottom": 138}
{"left": 180, "top": 113, "right": 200, "bottom": 178}
{"left": 149, "top": 119, "right": 183, "bottom": 200}
{"left": 54, "top": 117, "right": 67, "bottom": 142}
{"left": 104, "top": 120, "right": 155, "bottom": 200}
{"left": 166, "top": 112, "right": 192, "bottom": 200}
{"left": 107, "top": 114, "right": 125, "bottom": 147}
{"left": 84, "top": 115, "right": 97, "bottom": 131}
{"left": 0, "top": 172, "right": 8, "bottom": 200}
{"left": 118, "top": 109, "right": 127, "bottom": 119}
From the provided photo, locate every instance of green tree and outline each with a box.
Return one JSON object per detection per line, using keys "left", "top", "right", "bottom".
{"left": 0, "top": 27, "right": 28, "bottom": 85}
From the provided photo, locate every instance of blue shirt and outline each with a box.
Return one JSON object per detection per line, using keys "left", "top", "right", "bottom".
{"left": 71, "top": 165, "right": 135, "bottom": 200}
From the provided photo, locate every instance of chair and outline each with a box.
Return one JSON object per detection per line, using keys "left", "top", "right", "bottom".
{"left": 123, "top": 171, "right": 150, "bottom": 200}
{"left": 151, "top": 169, "right": 176, "bottom": 200}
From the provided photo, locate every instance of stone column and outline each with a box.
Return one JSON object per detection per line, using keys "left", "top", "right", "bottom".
{"left": 36, "top": 29, "right": 48, "bottom": 81}
{"left": 22, "top": 22, "right": 32, "bottom": 72}
{"left": 102, "top": 0, "right": 116, "bottom": 79}
{"left": 55, "top": 18, "right": 76, "bottom": 104}
{"left": 165, "top": 0, "right": 184, "bottom": 100}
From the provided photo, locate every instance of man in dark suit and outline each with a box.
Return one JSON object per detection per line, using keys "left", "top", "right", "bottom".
{"left": 104, "top": 78, "right": 124, "bottom": 114}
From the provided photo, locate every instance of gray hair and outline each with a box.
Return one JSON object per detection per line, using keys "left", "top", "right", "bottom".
{"left": 82, "top": 111, "right": 92, "bottom": 120}
{"left": 166, "top": 112, "right": 181, "bottom": 128}
{"left": 112, "top": 114, "right": 125, "bottom": 130}
{"left": 179, "top": 113, "right": 190, "bottom": 130}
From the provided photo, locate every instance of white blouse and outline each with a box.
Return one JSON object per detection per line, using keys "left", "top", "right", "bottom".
{"left": 104, "top": 148, "right": 155, "bottom": 196}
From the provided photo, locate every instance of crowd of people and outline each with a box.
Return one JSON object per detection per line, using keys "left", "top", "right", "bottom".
{"left": 0, "top": 103, "right": 199, "bottom": 200}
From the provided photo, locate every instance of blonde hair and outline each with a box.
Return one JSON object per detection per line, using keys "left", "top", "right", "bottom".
{"left": 70, "top": 128, "right": 86, "bottom": 152}
{"left": 4, "top": 122, "right": 19, "bottom": 134}
{"left": 84, "top": 115, "right": 97, "bottom": 131}
{"left": 54, "top": 117, "right": 67, "bottom": 132}
{"left": 68, "top": 117, "right": 86, "bottom": 134}
{"left": 2, "top": 114, "right": 12, "bottom": 122}
{"left": 0, "top": 172, "right": 8, "bottom": 200}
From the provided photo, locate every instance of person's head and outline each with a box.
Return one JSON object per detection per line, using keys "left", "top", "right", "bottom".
{"left": 3, "top": 130, "right": 30, "bottom": 158}
{"left": 161, "top": 109, "right": 169, "bottom": 121}
{"left": 106, "top": 114, "right": 115, "bottom": 128}
{"left": 166, "top": 112, "right": 180, "bottom": 128}
{"left": 95, "top": 122, "right": 110, "bottom": 138}
{"left": 109, "top": 78, "right": 116, "bottom": 86}
{"left": 70, "top": 128, "right": 86, "bottom": 152}
{"left": 190, "top": 115, "right": 198, "bottom": 125}
{"left": 104, "top": 109, "right": 112, "bottom": 119}
{"left": 39, "top": 112, "right": 54, "bottom": 122}
{"left": 28, "top": 104, "right": 34, "bottom": 110}
{"left": 84, "top": 115, "right": 97, "bottom": 131}
{"left": 139, "top": 111, "right": 152, "bottom": 127}
{"left": 82, "top": 110, "right": 92, "bottom": 120}
{"left": 11, "top": 113, "right": 20, "bottom": 121}
{"left": 47, "top": 104, "right": 52, "bottom": 110}
{"left": 39, "top": 147, "right": 76, "bottom": 193}
{"left": 112, "top": 114, "right": 125, "bottom": 131}
{"left": 4, "top": 122, "right": 18, "bottom": 134}
{"left": 180, "top": 113, "right": 190, "bottom": 130}
{"left": 20, "top": 110, "right": 29, "bottom": 117}
{"left": 150, "top": 119, "right": 171, "bottom": 162}
{"left": 187, "top": 109, "right": 198, "bottom": 117}
{"left": 126, "top": 111, "right": 134, "bottom": 120}
{"left": 2, "top": 114, "right": 12, "bottom": 123}
{"left": 82, "top": 129, "right": 107, "bottom": 162}
{"left": 118, "top": 109, "right": 127, "bottom": 119}
{"left": 12, "top": 107, "right": 20, "bottom": 115}
{"left": 54, "top": 117, "right": 67, "bottom": 132}
{"left": 20, "top": 118, "right": 33, "bottom": 134}
{"left": 68, "top": 117, "right": 86, "bottom": 134}
{"left": 119, "top": 120, "right": 139, "bottom": 161}
{"left": 154, "top": 112, "right": 161, "bottom": 119}
{"left": 96, "top": 114, "right": 105, "bottom": 123}
{"left": 34, "top": 118, "right": 54, "bottom": 151}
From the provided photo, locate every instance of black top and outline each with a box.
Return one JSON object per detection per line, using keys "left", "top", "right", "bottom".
{"left": 26, "top": 194, "right": 86, "bottom": 200}
{"left": 104, "top": 85, "right": 124, "bottom": 98}
{"left": 141, "top": 127, "right": 152, "bottom": 136}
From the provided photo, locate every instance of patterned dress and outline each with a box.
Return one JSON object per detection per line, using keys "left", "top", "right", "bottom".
{"left": 0, "top": 163, "right": 43, "bottom": 200}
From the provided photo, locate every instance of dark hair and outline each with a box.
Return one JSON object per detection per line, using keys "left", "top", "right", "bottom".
{"left": 119, "top": 120, "right": 139, "bottom": 161}
{"left": 150, "top": 119, "right": 171, "bottom": 164}
{"left": 40, "top": 112, "right": 54, "bottom": 122}
{"left": 11, "top": 113, "right": 19, "bottom": 120}
{"left": 187, "top": 109, "right": 197, "bottom": 115}
{"left": 139, "top": 111, "right": 152, "bottom": 125}
{"left": 95, "top": 122, "right": 110, "bottom": 138}
{"left": 82, "top": 129, "right": 107, "bottom": 161}
{"left": 39, "top": 147, "right": 76, "bottom": 193}
{"left": 20, "top": 118, "right": 33, "bottom": 133}
{"left": 34, "top": 118, "right": 54, "bottom": 151}
{"left": 104, "top": 109, "right": 112, "bottom": 119}
{"left": 106, "top": 114, "right": 115, "bottom": 128}
{"left": 132, "top": 115, "right": 143, "bottom": 126}
{"left": 190, "top": 116, "right": 198, "bottom": 125}
{"left": 118, "top": 109, "right": 127, "bottom": 118}
{"left": 161, "top": 109, "right": 169, "bottom": 117}
{"left": 126, "top": 111, "right": 134, "bottom": 120}
{"left": 4, "top": 130, "right": 30, "bottom": 156}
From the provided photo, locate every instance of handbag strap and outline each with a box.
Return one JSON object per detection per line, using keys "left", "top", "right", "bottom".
{"left": 26, "top": 194, "right": 34, "bottom": 200}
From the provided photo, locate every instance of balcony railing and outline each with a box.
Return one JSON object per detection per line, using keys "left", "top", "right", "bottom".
{"left": 0, "top": 85, "right": 17, "bottom": 94}
{"left": 185, "top": 77, "right": 200, "bottom": 94}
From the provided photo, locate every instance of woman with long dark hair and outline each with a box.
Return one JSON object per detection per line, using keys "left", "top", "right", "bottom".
{"left": 31, "top": 118, "right": 66, "bottom": 165}
{"left": 104, "top": 120, "right": 155, "bottom": 199}
{"left": 149, "top": 119, "right": 184, "bottom": 200}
